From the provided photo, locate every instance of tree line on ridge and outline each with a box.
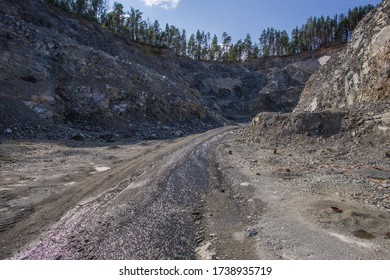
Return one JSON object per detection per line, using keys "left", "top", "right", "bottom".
{"left": 45, "top": 0, "right": 374, "bottom": 62}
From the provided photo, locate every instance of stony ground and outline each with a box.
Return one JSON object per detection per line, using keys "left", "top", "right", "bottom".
{"left": 0, "top": 127, "right": 237, "bottom": 259}
{"left": 199, "top": 128, "right": 390, "bottom": 259}
{"left": 0, "top": 137, "right": 166, "bottom": 258}
{"left": 1, "top": 125, "right": 389, "bottom": 260}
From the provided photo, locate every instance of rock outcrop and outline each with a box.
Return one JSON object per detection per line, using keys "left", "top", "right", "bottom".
{"left": 0, "top": 0, "right": 217, "bottom": 139}
{"left": 0, "top": 0, "right": 339, "bottom": 140}
{"left": 295, "top": 0, "right": 389, "bottom": 112}
{"left": 197, "top": 47, "right": 343, "bottom": 121}
{"left": 249, "top": 0, "right": 389, "bottom": 141}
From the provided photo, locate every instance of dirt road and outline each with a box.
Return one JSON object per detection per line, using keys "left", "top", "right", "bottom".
{"left": 1, "top": 126, "right": 240, "bottom": 259}
{"left": 1, "top": 126, "right": 389, "bottom": 259}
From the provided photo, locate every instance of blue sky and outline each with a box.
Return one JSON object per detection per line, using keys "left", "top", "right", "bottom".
{"left": 115, "top": 0, "right": 382, "bottom": 42}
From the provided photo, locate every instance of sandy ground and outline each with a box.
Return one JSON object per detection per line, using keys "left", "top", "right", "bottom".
{"left": 0, "top": 126, "right": 389, "bottom": 259}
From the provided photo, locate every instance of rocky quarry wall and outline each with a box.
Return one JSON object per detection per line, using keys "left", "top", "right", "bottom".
{"left": 295, "top": 0, "right": 389, "bottom": 112}
{"left": 250, "top": 0, "right": 389, "bottom": 141}
{"left": 0, "top": 0, "right": 342, "bottom": 140}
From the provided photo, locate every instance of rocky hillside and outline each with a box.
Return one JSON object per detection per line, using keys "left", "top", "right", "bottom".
{"left": 196, "top": 46, "right": 343, "bottom": 121}
{"left": 0, "top": 0, "right": 340, "bottom": 140}
{"left": 248, "top": 0, "right": 389, "bottom": 142}
{"left": 295, "top": 0, "right": 389, "bottom": 113}
{"left": 0, "top": 0, "right": 214, "bottom": 140}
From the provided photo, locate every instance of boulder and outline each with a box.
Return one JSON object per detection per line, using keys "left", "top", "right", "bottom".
{"left": 290, "top": 110, "right": 347, "bottom": 136}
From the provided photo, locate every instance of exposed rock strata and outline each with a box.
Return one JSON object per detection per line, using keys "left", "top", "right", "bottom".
{"left": 295, "top": 0, "right": 389, "bottom": 112}
{"left": 250, "top": 0, "right": 389, "bottom": 140}
{"left": 0, "top": 0, "right": 341, "bottom": 140}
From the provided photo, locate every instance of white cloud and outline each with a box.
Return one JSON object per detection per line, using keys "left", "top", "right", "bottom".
{"left": 142, "top": 0, "right": 181, "bottom": 9}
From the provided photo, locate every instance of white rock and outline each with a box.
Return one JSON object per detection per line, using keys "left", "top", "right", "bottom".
{"left": 318, "top": 56, "right": 331, "bottom": 66}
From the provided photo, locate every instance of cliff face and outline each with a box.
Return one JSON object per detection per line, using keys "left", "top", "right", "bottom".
{"left": 0, "top": 0, "right": 216, "bottom": 139}
{"left": 0, "top": 0, "right": 338, "bottom": 140}
{"left": 249, "top": 0, "right": 389, "bottom": 141}
{"left": 193, "top": 47, "right": 342, "bottom": 121}
{"left": 295, "top": 0, "right": 389, "bottom": 112}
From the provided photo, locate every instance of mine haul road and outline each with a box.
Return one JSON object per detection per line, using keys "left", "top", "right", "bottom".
{"left": 1, "top": 125, "right": 389, "bottom": 260}
{"left": 3, "top": 126, "right": 238, "bottom": 259}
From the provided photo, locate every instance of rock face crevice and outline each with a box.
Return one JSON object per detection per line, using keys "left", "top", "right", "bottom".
{"left": 0, "top": 0, "right": 341, "bottom": 140}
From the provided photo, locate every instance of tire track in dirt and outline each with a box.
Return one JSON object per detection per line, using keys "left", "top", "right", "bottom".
{"left": 12, "top": 126, "right": 237, "bottom": 259}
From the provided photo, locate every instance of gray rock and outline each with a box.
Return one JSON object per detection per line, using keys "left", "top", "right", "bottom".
{"left": 246, "top": 229, "right": 258, "bottom": 238}
{"left": 0, "top": 0, "right": 224, "bottom": 139}
{"left": 295, "top": 0, "right": 390, "bottom": 112}
{"left": 174, "top": 130, "right": 184, "bottom": 137}
{"left": 3, "top": 128, "right": 12, "bottom": 135}
{"left": 70, "top": 133, "right": 86, "bottom": 141}
{"left": 381, "top": 112, "right": 390, "bottom": 125}
{"left": 1, "top": 0, "right": 385, "bottom": 142}
{"left": 1, "top": 0, "right": 338, "bottom": 141}
{"left": 290, "top": 110, "right": 347, "bottom": 136}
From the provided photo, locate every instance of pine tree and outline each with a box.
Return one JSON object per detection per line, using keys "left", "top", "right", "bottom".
{"left": 45, "top": 1, "right": 375, "bottom": 60}
{"left": 179, "top": 29, "right": 187, "bottom": 56}
{"left": 187, "top": 34, "right": 196, "bottom": 59}
{"left": 228, "top": 44, "right": 238, "bottom": 62}
{"left": 195, "top": 30, "right": 204, "bottom": 60}
{"left": 252, "top": 44, "right": 260, "bottom": 59}
{"left": 126, "top": 7, "right": 143, "bottom": 41}
{"left": 201, "top": 32, "right": 211, "bottom": 60}
{"left": 222, "top": 32, "right": 232, "bottom": 61}
{"left": 103, "top": 2, "right": 125, "bottom": 34}
{"left": 210, "top": 34, "right": 220, "bottom": 61}
{"left": 243, "top": 33, "right": 253, "bottom": 61}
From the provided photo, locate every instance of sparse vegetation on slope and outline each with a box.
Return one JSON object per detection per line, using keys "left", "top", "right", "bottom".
{"left": 44, "top": 0, "right": 375, "bottom": 62}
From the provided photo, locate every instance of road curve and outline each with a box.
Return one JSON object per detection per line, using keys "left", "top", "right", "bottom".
{"left": 17, "top": 126, "right": 238, "bottom": 260}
